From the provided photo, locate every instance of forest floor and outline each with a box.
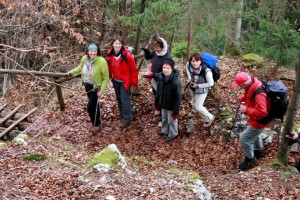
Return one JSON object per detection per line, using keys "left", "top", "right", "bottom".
{"left": 0, "top": 56, "right": 300, "bottom": 199}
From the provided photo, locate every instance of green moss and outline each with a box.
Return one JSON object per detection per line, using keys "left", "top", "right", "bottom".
{"left": 56, "top": 158, "right": 84, "bottom": 170}
{"left": 17, "top": 134, "right": 28, "bottom": 140}
{"left": 23, "top": 153, "right": 47, "bottom": 161}
{"left": 241, "top": 53, "right": 264, "bottom": 67}
{"left": 279, "top": 170, "right": 297, "bottom": 180}
{"left": 293, "top": 123, "right": 300, "bottom": 132}
{"left": 187, "top": 171, "right": 201, "bottom": 180}
{"left": 181, "top": 184, "right": 194, "bottom": 190}
{"left": 87, "top": 147, "right": 120, "bottom": 169}
{"left": 0, "top": 142, "right": 6, "bottom": 149}
{"left": 168, "top": 168, "right": 180, "bottom": 174}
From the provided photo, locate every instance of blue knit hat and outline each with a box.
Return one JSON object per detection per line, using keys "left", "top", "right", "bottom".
{"left": 88, "top": 44, "right": 98, "bottom": 51}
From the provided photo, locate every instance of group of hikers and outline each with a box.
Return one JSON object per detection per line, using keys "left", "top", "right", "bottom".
{"left": 67, "top": 35, "right": 300, "bottom": 171}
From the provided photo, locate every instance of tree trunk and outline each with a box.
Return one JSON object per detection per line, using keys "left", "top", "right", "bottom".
{"left": 224, "top": 0, "right": 243, "bottom": 56}
{"left": 134, "top": 0, "right": 146, "bottom": 56}
{"left": 275, "top": 51, "right": 300, "bottom": 166}
{"left": 186, "top": 25, "right": 191, "bottom": 63}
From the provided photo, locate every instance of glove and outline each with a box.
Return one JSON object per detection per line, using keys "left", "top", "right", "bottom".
{"left": 143, "top": 74, "right": 154, "bottom": 78}
{"left": 154, "top": 102, "right": 160, "bottom": 110}
{"left": 141, "top": 47, "right": 150, "bottom": 57}
{"left": 172, "top": 113, "right": 179, "bottom": 120}
{"left": 141, "top": 47, "right": 149, "bottom": 53}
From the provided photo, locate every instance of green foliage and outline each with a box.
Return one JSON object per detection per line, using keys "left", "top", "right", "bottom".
{"left": 171, "top": 41, "right": 197, "bottom": 58}
{"left": 242, "top": 2, "right": 300, "bottom": 67}
{"left": 23, "top": 153, "right": 47, "bottom": 161}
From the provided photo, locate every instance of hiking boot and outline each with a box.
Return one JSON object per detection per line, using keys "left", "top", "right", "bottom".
{"left": 121, "top": 121, "right": 131, "bottom": 128}
{"left": 238, "top": 157, "right": 257, "bottom": 170}
{"left": 91, "top": 125, "right": 101, "bottom": 135}
{"left": 165, "top": 135, "right": 178, "bottom": 142}
{"left": 294, "top": 159, "right": 300, "bottom": 173}
{"left": 158, "top": 131, "right": 167, "bottom": 135}
{"left": 254, "top": 150, "right": 265, "bottom": 160}
{"left": 154, "top": 110, "right": 160, "bottom": 116}
{"left": 203, "top": 116, "right": 215, "bottom": 127}
{"left": 118, "top": 110, "right": 122, "bottom": 117}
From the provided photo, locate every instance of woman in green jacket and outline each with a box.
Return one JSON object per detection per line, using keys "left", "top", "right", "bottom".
{"left": 68, "top": 43, "right": 109, "bottom": 134}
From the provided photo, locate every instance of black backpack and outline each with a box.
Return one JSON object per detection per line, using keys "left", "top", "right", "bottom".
{"left": 250, "top": 80, "right": 289, "bottom": 124}
{"left": 200, "top": 64, "right": 220, "bottom": 82}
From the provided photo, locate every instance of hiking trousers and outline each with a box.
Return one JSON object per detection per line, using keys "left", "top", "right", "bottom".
{"left": 240, "top": 125, "right": 264, "bottom": 158}
{"left": 192, "top": 92, "right": 214, "bottom": 122}
{"left": 161, "top": 109, "right": 178, "bottom": 138}
{"left": 112, "top": 79, "right": 133, "bottom": 124}
{"left": 84, "top": 83, "right": 101, "bottom": 127}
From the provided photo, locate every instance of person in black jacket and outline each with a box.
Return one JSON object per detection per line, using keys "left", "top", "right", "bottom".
{"left": 142, "top": 36, "right": 172, "bottom": 96}
{"left": 142, "top": 36, "right": 172, "bottom": 127}
{"left": 154, "top": 58, "right": 182, "bottom": 142}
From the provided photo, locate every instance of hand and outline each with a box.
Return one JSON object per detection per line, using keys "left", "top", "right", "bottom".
{"left": 141, "top": 47, "right": 148, "bottom": 52}
{"left": 67, "top": 72, "right": 72, "bottom": 77}
{"left": 286, "top": 132, "right": 299, "bottom": 140}
{"left": 141, "top": 47, "right": 150, "bottom": 56}
{"left": 172, "top": 113, "right": 179, "bottom": 120}
{"left": 97, "top": 91, "right": 102, "bottom": 97}
{"left": 191, "top": 83, "right": 198, "bottom": 89}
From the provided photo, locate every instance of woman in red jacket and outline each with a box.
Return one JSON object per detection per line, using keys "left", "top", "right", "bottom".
{"left": 232, "top": 72, "right": 271, "bottom": 170}
{"left": 106, "top": 36, "right": 138, "bottom": 128}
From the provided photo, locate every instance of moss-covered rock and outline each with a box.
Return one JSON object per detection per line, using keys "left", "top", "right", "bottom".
{"left": 0, "top": 142, "right": 6, "bottom": 149}
{"left": 87, "top": 144, "right": 126, "bottom": 169}
{"left": 242, "top": 53, "right": 264, "bottom": 67}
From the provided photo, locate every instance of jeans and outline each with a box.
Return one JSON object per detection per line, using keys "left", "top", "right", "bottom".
{"left": 192, "top": 92, "right": 214, "bottom": 122}
{"left": 161, "top": 109, "right": 178, "bottom": 137}
{"left": 112, "top": 79, "right": 133, "bottom": 123}
{"left": 240, "top": 125, "right": 264, "bottom": 158}
{"left": 84, "top": 83, "right": 101, "bottom": 127}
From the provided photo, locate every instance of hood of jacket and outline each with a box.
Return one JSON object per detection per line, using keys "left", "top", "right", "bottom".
{"left": 156, "top": 37, "right": 168, "bottom": 56}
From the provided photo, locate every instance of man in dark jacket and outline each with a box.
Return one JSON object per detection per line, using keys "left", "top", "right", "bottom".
{"left": 232, "top": 72, "right": 271, "bottom": 170}
{"left": 155, "top": 58, "right": 182, "bottom": 142}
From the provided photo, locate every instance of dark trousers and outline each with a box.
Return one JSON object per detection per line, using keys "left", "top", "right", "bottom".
{"left": 112, "top": 79, "right": 133, "bottom": 123}
{"left": 295, "top": 159, "right": 300, "bottom": 172}
{"left": 84, "top": 83, "right": 101, "bottom": 127}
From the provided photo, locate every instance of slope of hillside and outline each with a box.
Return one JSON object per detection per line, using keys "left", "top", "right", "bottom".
{"left": 0, "top": 57, "right": 299, "bottom": 199}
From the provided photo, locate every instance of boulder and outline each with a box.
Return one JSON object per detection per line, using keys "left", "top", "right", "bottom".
{"left": 87, "top": 144, "right": 127, "bottom": 170}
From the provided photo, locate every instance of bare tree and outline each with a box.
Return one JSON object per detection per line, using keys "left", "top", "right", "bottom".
{"left": 275, "top": 51, "right": 300, "bottom": 166}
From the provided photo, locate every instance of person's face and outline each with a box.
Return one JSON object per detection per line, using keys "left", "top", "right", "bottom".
{"left": 163, "top": 64, "right": 173, "bottom": 77}
{"left": 190, "top": 58, "right": 201, "bottom": 68}
{"left": 88, "top": 50, "right": 97, "bottom": 60}
{"left": 113, "top": 39, "right": 122, "bottom": 53}
{"left": 154, "top": 45, "right": 163, "bottom": 53}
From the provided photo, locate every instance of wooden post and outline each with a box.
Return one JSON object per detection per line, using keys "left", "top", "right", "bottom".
{"left": 54, "top": 78, "right": 65, "bottom": 111}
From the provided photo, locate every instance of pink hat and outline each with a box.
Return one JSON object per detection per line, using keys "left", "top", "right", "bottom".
{"left": 232, "top": 72, "right": 249, "bottom": 88}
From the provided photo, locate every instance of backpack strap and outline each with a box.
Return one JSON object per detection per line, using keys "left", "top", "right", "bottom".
{"left": 250, "top": 80, "right": 266, "bottom": 101}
